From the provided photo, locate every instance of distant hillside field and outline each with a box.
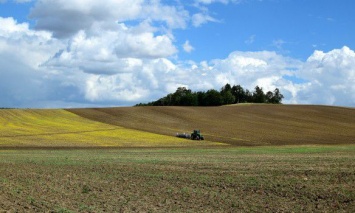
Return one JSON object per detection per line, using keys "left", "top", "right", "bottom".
{"left": 0, "top": 109, "right": 222, "bottom": 148}
{"left": 68, "top": 105, "right": 355, "bottom": 146}
{"left": 0, "top": 105, "right": 354, "bottom": 148}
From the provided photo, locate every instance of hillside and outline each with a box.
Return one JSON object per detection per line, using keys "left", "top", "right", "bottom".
{"left": 0, "top": 105, "right": 354, "bottom": 148}
{"left": 0, "top": 109, "right": 221, "bottom": 148}
{"left": 68, "top": 104, "right": 355, "bottom": 146}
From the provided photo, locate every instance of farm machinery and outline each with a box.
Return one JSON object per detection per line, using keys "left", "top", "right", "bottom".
{"left": 191, "top": 129, "right": 204, "bottom": 140}
{"left": 176, "top": 129, "right": 204, "bottom": 140}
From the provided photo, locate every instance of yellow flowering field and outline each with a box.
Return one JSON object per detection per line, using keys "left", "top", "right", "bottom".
{"left": 0, "top": 109, "right": 224, "bottom": 147}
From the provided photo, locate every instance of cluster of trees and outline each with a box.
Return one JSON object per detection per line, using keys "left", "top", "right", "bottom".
{"left": 136, "top": 84, "right": 284, "bottom": 106}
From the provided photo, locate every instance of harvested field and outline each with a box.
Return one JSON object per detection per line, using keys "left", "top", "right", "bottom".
{"left": 1, "top": 146, "right": 354, "bottom": 212}
{"left": 68, "top": 104, "right": 355, "bottom": 146}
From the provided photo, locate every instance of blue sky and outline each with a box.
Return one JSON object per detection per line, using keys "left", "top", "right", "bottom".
{"left": 177, "top": 0, "right": 355, "bottom": 61}
{"left": 0, "top": 0, "right": 354, "bottom": 108}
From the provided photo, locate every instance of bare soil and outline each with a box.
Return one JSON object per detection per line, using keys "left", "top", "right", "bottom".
{"left": 1, "top": 147, "right": 354, "bottom": 212}
{"left": 68, "top": 104, "right": 355, "bottom": 146}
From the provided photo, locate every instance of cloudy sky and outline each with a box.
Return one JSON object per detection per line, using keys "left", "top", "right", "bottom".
{"left": 0, "top": 0, "right": 354, "bottom": 108}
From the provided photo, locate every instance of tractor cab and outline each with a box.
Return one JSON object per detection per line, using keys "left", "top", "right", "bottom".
{"left": 191, "top": 129, "right": 204, "bottom": 140}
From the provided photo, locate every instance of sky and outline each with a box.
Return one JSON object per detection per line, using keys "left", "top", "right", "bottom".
{"left": 0, "top": 0, "right": 354, "bottom": 108}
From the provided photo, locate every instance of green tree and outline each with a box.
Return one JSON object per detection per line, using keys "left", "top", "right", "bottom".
{"left": 253, "top": 86, "right": 266, "bottom": 103}
{"left": 135, "top": 84, "right": 284, "bottom": 106}
{"left": 265, "top": 91, "right": 274, "bottom": 103}
{"left": 222, "top": 91, "right": 235, "bottom": 105}
{"left": 245, "top": 89, "right": 253, "bottom": 103}
{"left": 231, "top": 85, "right": 246, "bottom": 103}
{"left": 205, "top": 89, "right": 223, "bottom": 106}
{"left": 271, "top": 88, "right": 284, "bottom": 104}
{"left": 221, "top": 83, "right": 232, "bottom": 93}
{"left": 197, "top": 91, "right": 207, "bottom": 106}
{"left": 220, "top": 83, "right": 235, "bottom": 105}
{"left": 171, "top": 87, "right": 193, "bottom": 106}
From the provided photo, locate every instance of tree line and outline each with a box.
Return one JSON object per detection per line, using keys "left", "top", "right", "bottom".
{"left": 136, "top": 83, "right": 284, "bottom": 106}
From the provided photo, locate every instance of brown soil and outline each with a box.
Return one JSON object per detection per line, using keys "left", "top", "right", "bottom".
{"left": 68, "top": 104, "right": 355, "bottom": 146}
{"left": 1, "top": 148, "right": 354, "bottom": 212}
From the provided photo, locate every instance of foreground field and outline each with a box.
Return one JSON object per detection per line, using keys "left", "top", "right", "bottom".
{"left": 69, "top": 104, "right": 355, "bottom": 146}
{"left": 1, "top": 146, "right": 354, "bottom": 212}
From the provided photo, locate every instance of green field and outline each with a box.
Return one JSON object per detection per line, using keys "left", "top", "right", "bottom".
{"left": 0, "top": 105, "right": 354, "bottom": 212}
{"left": 1, "top": 146, "right": 355, "bottom": 212}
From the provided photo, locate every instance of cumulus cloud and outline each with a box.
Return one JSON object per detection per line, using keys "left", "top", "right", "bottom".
{"left": 29, "top": 0, "right": 189, "bottom": 38}
{"left": 0, "top": 17, "right": 79, "bottom": 108}
{"left": 44, "top": 23, "right": 177, "bottom": 75}
{"left": 296, "top": 46, "right": 355, "bottom": 106}
{"left": 1, "top": 2, "right": 355, "bottom": 108}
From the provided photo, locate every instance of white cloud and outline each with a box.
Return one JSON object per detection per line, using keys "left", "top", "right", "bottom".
{"left": 1, "top": 2, "right": 355, "bottom": 108}
{"left": 44, "top": 23, "right": 177, "bottom": 75}
{"left": 296, "top": 46, "right": 355, "bottom": 106}
{"left": 0, "top": 17, "right": 77, "bottom": 107}
{"left": 29, "top": 0, "right": 189, "bottom": 38}
{"left": 183, "top": 40, "right": 194, "bottom": 53}
{"left": 192, "top": 13, "right": 219, "bottom": 27}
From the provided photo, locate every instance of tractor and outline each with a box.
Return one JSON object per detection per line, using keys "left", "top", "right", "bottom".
{"left": 191, "top": 129, "right": 204, "bottom": 140}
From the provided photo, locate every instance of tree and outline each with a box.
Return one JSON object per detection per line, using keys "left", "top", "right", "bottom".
{"left": 253, "top": 86, "right": 266, "bottom": 103}
{"left": 169, "top": 87, "right": 197, "bottom": 106}
{"left": 265, "top": 91, "right": 274, "bottom": 103}
{"left": 220, "top": 83, "right": 235, "bottom": 105}
{"left": 222, "top": 91, "right": 235, "bottom": 105}
{"left": 245, "top": 89, "right": 253, "bottom": 103}
{"left": 271, "top": 88, "right": 284, "bottom": 104}
{"left": 231, "top": 85, "right": 246, "bottom": 103}
{"left": 205, "top": 89, "right": 223, "bottom": 106}
{"left": 135, "top": 84, "right": 284, "bottom": 106}
{"left": 197, "top": 91, "right": 207, "bottom": 106}
{"left": 221, "top": 83, "right": 232, "bottom": 94}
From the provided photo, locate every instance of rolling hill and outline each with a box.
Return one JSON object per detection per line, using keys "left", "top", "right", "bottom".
{"left": 68, "top": 104, "right": 355, "bottom": 146}
{"left": 0, "top": 104, "right": 354, "bottom": 147}
{"left": 0, "top": 109, "right": 222, "bottom": 147}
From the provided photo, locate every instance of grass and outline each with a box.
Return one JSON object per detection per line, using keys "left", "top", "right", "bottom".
{"left": 0, "top": 145, "right": 354, "bottom": 212}
{"left": 0, "top": 109, "right": 223, "bottom": 147}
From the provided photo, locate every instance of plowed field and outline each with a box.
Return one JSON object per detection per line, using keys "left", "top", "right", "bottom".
{"left": 1, "top": 146, "right": 355, "bottom": 212}
{"left": 68, "top": 104, "right": 355, "bottom": 146}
